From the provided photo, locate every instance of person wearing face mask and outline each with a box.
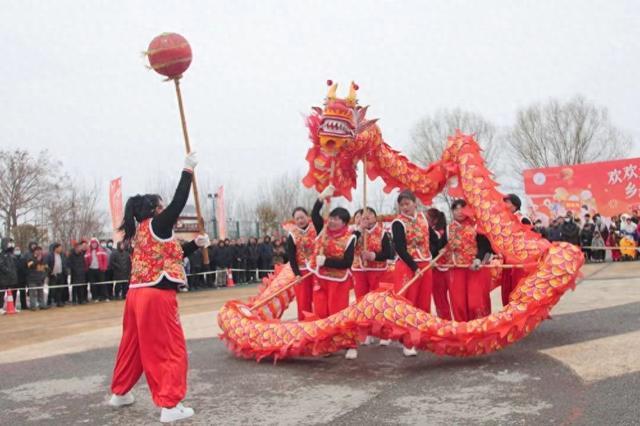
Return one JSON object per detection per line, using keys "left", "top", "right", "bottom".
{"left": 441, "top": 199, "right": 494, "bottom": 321}
{"left": 25, "top": 244, "right": 48, "bottom": 310}
{"left": 308, "top": 185, "right": 358, "bottom": 358}
{"left": 391, "top": 190, "right": 439, "bottom": 357}
{"left": 285, "top": 206, "right": 318, "bottom": 321}
{"left": 108, "top": 152, "right": 210, "bottom": 423}
{"left": 0, "top": 238, "right": 18, "bottom": 314}
{"left": 560, "top": 213, "right": 580, "bottom": 246}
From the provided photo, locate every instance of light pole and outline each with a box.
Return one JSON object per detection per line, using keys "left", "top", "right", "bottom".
{"left": 207, "top": 193, "right": 218, "bottom": 239}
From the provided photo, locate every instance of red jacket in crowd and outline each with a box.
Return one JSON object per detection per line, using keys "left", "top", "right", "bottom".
{"left": 84, "top": 238, "right": 109, "bottom": 271}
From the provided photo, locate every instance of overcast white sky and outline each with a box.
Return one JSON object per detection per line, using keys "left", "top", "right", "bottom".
{"left": 1, "top": 0, "right": 639, "bottom": 215}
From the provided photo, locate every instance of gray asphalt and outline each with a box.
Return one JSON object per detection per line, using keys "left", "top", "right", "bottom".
{"left": 0, "top": 289, "right": 639, "bottom": 425}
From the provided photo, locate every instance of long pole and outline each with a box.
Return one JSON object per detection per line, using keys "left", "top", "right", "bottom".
{"left": 250, "top": 272, "right": 313, "bottom": 312}
{"left": 362, "top": 156, "right": 368, "bottom": 249}
{"left": 362, "top": 155, "right": 368, "bottom": 266}
{"left": 173, "top": 78, "right": 210, "bottom": 265}
{"left": 319, "top": 159, "right": 336, "bottom": 256}
{"left": 397, "top": 251, "right": 445, "bottom": 296}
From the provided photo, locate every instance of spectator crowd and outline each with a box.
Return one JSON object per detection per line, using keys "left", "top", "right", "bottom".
{"left": 0, "top": 234, "right": 288, "bottom": 313}
{"left": 531, "top": 209, "right": 640, "bottom": 263}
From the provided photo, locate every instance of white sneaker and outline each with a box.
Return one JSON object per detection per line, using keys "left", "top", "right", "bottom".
{"left": 160, "top": 402, "right": 194, "bottom": 423}
{"left": 403, "top": 346, "right": 418, "bottom": 357}
{"left": 108, "top": 392, "right": 135, "bottom": 407}
{"left": 363, "top": 336, "right": 374, "bottom": 345}
{"left": 345, "top": 348, "right": 358, "bottom": 360}
{"left": 379, "top": 339, "right": 391, "bottom": 346}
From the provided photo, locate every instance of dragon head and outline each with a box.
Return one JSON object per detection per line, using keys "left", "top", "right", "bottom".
{"left": 303, "top": 81, "right": 380, "bottom": 200}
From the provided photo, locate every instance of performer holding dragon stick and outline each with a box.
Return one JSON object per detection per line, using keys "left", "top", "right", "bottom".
{"left": 284, "top": 206, "right": 318, "bottom": 320}
{"left": 351, "top": 207, "right": 394, "bottom": 349}
{"left": 391, "top": 189, "right": 439, "bottom": 357}
{"left": 441, "top": 199, "right": 494, "bottom": 322}
{"left": 108, "top": 154, "right": 210, "bottom": 423}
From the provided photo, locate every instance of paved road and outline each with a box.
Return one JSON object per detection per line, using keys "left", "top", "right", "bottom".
{"left": 1, "top": 263, "right": 639, "bottom": 425}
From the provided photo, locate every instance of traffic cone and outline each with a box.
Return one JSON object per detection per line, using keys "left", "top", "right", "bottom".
{"left": 226, "top": 268, "right": 235, "bottom": 287}
{"left": 3, "top": 291, "right": 17, "bottom": 315}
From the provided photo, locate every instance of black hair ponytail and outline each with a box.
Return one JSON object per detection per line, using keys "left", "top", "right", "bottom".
{"left": 118, "top": 194, "right": 162, "bottom": 242}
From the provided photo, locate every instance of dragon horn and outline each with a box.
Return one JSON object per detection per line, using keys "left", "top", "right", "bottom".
{"left": 327, "top": 82, "right": 338, "bottom": 100}
{"left": 346, "top": 81, "right": 358, "bottom": 104}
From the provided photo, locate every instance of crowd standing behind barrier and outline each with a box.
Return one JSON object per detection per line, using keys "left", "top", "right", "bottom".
{"left": 0, "top": 235, "right": 285, "bottom": 313}
{"left": 2, "top": 209, "right": 640, "bottom": 314}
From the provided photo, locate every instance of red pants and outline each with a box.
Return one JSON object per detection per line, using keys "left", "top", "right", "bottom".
{"left": 293, "top": 273, "right": 314, "bottom": 320}
{"left": 500, "top": 268, "right": 527, "bottom": 306}
{"left": 353, "top": 270, "right": 384, "bottom": 301}
{"left": 448, "top": 268, "right": 491, "bottom": 322}
{"left": 312, "top": 276, "right": 352, "bottom": 319}
{"left": 432, "top": 269, "right": 452, "bottom": 320}
{"left": 111, "top": 288, "right": 187, "bottom": 408}
{"left": 394, "top": 260, "right": 432, "bottom": 312}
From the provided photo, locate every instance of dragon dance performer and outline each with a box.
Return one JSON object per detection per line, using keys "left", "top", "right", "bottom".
{"left": 500, "top": 194, "right": 531, "bottom": 306}
{"left": 109, "top": 153, "right": 210, "bottom": 423}
{"left": 391, "top": 190, "right": 438, "bottom": 357}
{"left": 285, "top": 206, "right": 318, "bottom": 320}
{"left": 443, "top": 199, "right": 494, "bottom": 321}
{"left": 427, "top": 208, "right": 451, "bottom": 320}
{"left": 351, "top": 207, "right": 394, "bottom": 349}
{"left": 308, "top": 185, "right": 358, "bottom": 358}
{"left": 352, "top": 207, "right": 393, "bottom": 301}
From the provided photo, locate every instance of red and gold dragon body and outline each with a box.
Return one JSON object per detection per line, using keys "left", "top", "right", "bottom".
{"left": 217, "top": 82, "right": 584, "bottom": 361}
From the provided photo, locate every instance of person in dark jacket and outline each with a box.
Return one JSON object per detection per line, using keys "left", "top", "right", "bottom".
{"left": 187, "top": 249, "right": 204, "bottom": 290}
{"left": 533, "top": 220, "right": 549, "bottom": 240}
{"left": 245, "top": 238, "right": 260, "bottom": 283}
{"left": 109, "top": 241, "right": 132, "bottom": 299}
{"left": 258, "top": 236, "right": 274, "bottom": 278}
{"left": 67, "top": 241, "right": 88, "bottom": 304}
{"left": 0, "top": 238, "right": 18, "bottom": 312}
{"left": 560, "top": 213, "right": 581, "bottom": 245}
{"left": 547, "top": 218, "right": 563, "bottom": 242}
{"left": 25, "top": 245, "right": 48, "bottom": 310}
{"left": 235, "top": 238, "right": 249, "bottom": 284}
{"left": 46, "top": 243, "right": 67, "bottom": 307}
{"left": 580, "top": 217, "right": 596, "bottom": 262}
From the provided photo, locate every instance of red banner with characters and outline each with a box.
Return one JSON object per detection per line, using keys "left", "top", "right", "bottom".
{"left": 109, "top": 177, "right": 124, "bottom": 240}
{"left": 523, "top": 158, "right": 640, "bottom": 222}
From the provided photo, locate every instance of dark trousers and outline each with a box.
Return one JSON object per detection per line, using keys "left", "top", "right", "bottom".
{"left": 114, "top": 280, "right": 129, "bottom": 299}
{"left": 88, "top": 269, "right": 106, "bottom": 301}
{"left": 50, "top": 274, "right": 66, "bottom": 306}
{"left": 19, "top": 286, "right": 27, "bottom": 309}
{"left": 73, "top": 281, "right": 88, "bottom": 304}
{"left": 188, "top": 267, "right": 203, "bottom": 290}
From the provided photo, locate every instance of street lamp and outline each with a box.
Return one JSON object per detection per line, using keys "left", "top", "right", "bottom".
{"left": 207, "top": 193, "right": 218, "bottom": 239}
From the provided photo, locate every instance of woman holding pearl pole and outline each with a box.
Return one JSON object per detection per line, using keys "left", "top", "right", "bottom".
{"left": 108, "top": 153, "right": 210, "bottom": 423}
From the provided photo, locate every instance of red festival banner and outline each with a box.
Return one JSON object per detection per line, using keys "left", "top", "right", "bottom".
{"left": 109, "top": 177, "right": 124, "bottom": 239}
{"left": 523, "top": 158, "right": 640, "bottom": 222}
{"left": 215, "top": 185, "right": 227, "bottom": 239}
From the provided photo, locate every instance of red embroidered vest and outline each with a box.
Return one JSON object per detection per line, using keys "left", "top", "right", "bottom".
{"left": 352, "top": 223, "right": 388, "bottom": 271}
{"left": 285, "top": 223, "right": 317, "bottom": 271}
{"left": 392, "top": 212, "right": 431, "bottom": 261}
{"left": 446, "top": 220, "right": 478, "bottom": 266}
{"left": 310, "top": 232, "right": 355, "bottom": 282}
{"left": 129, "top": 219, "right": 186, "bottom": 288}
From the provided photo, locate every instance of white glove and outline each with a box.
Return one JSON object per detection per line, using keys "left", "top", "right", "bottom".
{"left": 362, "top": 251, "right": 376, "bottom": 261}
{"left": 316, "top": 255, "right": 326, "bottom": 267}
{"left": 195, "top": 234, "right": 210, "bottom": 248}
{"left": 184, "top": 151, "right": 198, "bottom": 170}
{"left": 470, "top": 258, "right": 481, "bottom": 271}
{"left": 318, "top": 184, "right": 335, "bottom": 200}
